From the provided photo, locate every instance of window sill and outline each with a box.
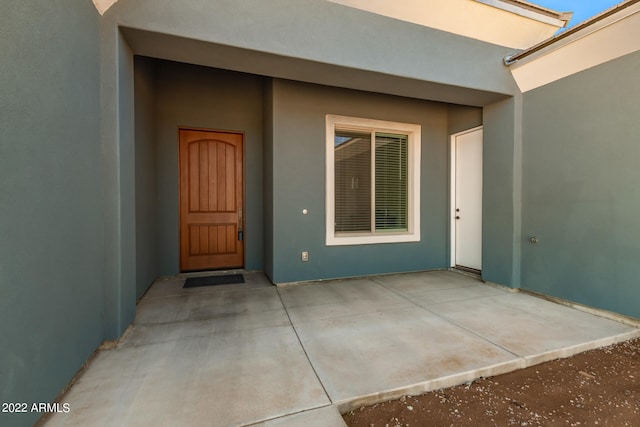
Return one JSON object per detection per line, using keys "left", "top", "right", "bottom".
{"left": 326, "top": 232, "right": 420, "bottom": 246}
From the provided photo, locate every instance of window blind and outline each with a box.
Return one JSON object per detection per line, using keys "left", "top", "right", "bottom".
{"left": 375, "top": 133, "right": 408, "bottom": 231}
{"left": 334, "top": 130, "right": 371, "bottom": 232}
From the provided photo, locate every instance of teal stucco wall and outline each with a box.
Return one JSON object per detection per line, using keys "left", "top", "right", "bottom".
{"left": 0, "top": 1, "right": 103, "bottom": 426}
{"left": 521, "top": 50, "right": 640, "bottom": 319}
{"left": 447, "top": 105, "right": 483, "bottom": 136}
{"left": 108, "top": 0, "right": 517, "bottom": 105}
{"left": 267, "top": 79, "right": 458, "bottom": 283}
{"left": 0, "top": 1, "right": 527, "bottom": 422}
{"left": 263, "top": 80, "right": 276, "bottom": 279}
{"left": 482, "top": 96, "right": 523, "bottom": 287}
{"left": 134, "top": 56, "right": 158, "bottom": 298}
{"left": 96, "top": 0, "right": 517, "bottom": 337}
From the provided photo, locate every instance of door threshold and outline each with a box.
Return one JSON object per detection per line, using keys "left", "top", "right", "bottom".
{"left": 179, "top": 268, "right": 246, "bottom": 278}
{"left": 452, "top": 266, "right": 482, "bottom": 279}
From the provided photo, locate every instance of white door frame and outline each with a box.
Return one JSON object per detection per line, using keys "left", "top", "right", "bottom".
{"left": 450, "top": 126, "right": 483, "bottom": 269}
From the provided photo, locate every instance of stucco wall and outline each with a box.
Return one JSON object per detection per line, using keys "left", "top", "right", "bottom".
{"left": 521, "top": 50, "right": 640, "bottom": 319}
{"left": 108, "top": 0, "right": 517, "bottom": 106}
{"left": 98, "top": 0, "right": 520, "bottom": 340}
{"left": 482, "top": 96, "right": 522, "bottom": 287}
{"left": 152, "top": 60, "right": 265, "bottom": 275}
{"left": 268, "top": 79, "right": 456, "bottom": 283}
{"left": 263, "top": 80, "right": 276, "bottom": 279}
{"left": 447, "top": 105, "right": 483, "bottom": 136}
{"left": 0, "top": 1, "right": 103, "bottom": 426}
{"left": 134, "top": 56, "right": 158, "bottom": 297}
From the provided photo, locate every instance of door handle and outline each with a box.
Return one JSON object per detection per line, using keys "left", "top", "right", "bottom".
{"left": 238, "top": 208, "right": 243, "bottom": 241}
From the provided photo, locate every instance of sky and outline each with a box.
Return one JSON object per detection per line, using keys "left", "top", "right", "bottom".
{"left": 532, "top": 0, "right": 624, "bottom": 28}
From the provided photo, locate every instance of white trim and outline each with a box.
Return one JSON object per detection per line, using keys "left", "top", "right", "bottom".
{"left": 474, "top": 0, "right": 568, "bottom": 27}
{"left": 450, "top": 126, "right": 483, "bottom": 267}
{"left": 510, "top": 3, "right": 640, "bottom": 92}
{"left": 450, "top": 133, "right": 457, "bottom": 267}
{"left": 326, "top": 115, "right": 421, "bottom": 246}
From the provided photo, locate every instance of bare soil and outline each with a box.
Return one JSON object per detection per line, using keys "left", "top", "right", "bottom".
{"left": 343, "top": 338, "right": 640, "bottom": 426}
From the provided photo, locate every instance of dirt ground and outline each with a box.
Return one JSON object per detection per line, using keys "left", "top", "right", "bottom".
{"left": 343, "top": 338, "right": 640, "bottom": 426}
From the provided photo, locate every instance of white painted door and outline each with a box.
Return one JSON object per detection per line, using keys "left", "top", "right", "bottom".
{"left": 453, "top": 127, "right": 482, "bottom": 271}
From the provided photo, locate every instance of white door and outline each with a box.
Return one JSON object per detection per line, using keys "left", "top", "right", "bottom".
{"left": 452, "top": 127, "right": 482, "bottom": 271}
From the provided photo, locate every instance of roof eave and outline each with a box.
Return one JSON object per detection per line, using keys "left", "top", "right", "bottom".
{"left": 505, "top": 0, "right": 640, "bottom": 66}
{"left": 474, "top": 0, "right": 572, "bottom": 27}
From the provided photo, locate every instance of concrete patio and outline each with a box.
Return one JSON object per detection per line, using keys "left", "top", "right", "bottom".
{"left": 44, "top": 270, "right": 639, "bottom": 427}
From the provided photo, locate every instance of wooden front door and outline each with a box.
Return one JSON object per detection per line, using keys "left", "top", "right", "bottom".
{"left": 179, "top": 129, "right": 244, "bottom": 271}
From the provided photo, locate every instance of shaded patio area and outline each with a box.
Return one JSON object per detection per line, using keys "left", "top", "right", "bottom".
{"left": 44, "top": 271, "right": 639, "bottom": 427}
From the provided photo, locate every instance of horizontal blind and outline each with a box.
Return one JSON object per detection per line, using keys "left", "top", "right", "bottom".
{"left": 375, "top": 133, "right": 408, "bottom": 232}
{"left": 334, "top": 130, "right": 371, "bottom": 232}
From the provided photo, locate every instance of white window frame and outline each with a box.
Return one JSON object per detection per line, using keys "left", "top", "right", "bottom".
{"left": 326, "top": 114, "right": 421, "bottom": 246}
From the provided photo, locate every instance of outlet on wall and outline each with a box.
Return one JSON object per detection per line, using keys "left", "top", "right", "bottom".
{"left": 301, "top": 251, "right": 309, "bottom": 262}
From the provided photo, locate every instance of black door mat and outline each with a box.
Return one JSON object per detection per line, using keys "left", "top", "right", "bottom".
{"left": 183, "top": 274, "right": 245, "bottom": 288}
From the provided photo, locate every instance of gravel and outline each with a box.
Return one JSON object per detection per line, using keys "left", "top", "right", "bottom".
{"left": 344, "top": 338, "right": 640, "bottom": 426}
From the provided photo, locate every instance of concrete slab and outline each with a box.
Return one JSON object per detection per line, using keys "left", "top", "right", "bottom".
{"left": 279, "top": 278, "right": 412, "bottom": 323}
{"left": 428, "top": 292, "right": 636, "bottom": 357}
{"left": 124, "top": 308, "right": 291, "bottom": 347}
{"left": 143, "top": 271, "right": 272, "bottom": 299}
{"left": 44, "top": 270, "right": 639, "bottom": 426}
{"left": 135, "top": 287, "right": 283, "bottom": 324}
{"left": 376, "top": 270, "right": 479, "bottom": 294}
{"left": 403, "top": 281, "right": 507, "bottom": 306}
{"left": 288, "top": 305, "right": 519, "bottom": 405}
{"left": 253, "top": 405, "right": 347, "bottom": 427}
{"left": 45, "top": 325, "right": 329, "bottom": 427}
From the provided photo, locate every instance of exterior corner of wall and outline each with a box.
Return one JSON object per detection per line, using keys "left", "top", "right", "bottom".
{"left": 0, "top": 0, "right": 106, "bottom": 417}
{"left": 480, "top": 96, "right": 522, "bottom": 287}
{"left": 518, "top": 49, "right": 640, "bottom": 319}
{"left": 262, "top": 79, "right": 275, "bottom": 279}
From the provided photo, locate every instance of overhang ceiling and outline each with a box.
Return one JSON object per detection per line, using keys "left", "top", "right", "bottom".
{"left": 121, "top": 27, "right": 510, "bottom": 107}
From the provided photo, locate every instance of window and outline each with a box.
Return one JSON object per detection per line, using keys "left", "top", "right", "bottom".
{"left": 326, "top": 115, "right": 421, "bottom": 245}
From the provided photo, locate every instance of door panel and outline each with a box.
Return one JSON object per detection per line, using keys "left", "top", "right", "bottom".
{"left": 455, "top": 128, "right": 482, "bottom": 271}
{"left": 179, "top": 129, "right": 244, "bottom": 271}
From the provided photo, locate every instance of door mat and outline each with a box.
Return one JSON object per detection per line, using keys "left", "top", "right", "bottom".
{"left": 183, "top": 274, "right": 245, "bottom": 288}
